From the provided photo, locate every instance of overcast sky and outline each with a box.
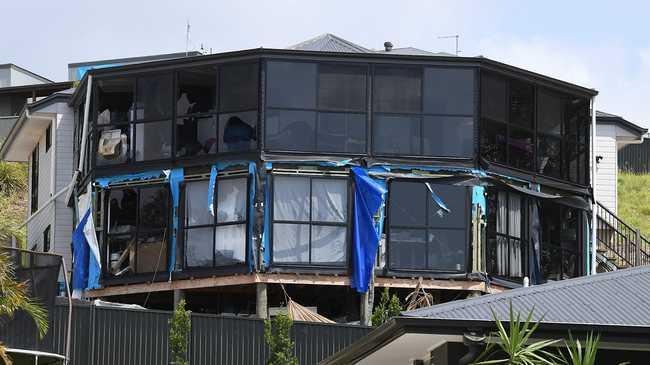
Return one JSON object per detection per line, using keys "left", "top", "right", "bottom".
{"left": 4, "top": 1, "right": 650, "bottom": 126}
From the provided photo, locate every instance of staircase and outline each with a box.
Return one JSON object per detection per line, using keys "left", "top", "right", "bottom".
{"left": 596, "top": 202, "right": 650, "bottom": 270}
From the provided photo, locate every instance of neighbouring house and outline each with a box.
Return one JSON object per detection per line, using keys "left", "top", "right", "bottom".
{"left": 594, "top": 111, "right": 646, "bottom": 214}
{"left": 323, "top": 265, "right": 650, "bottom": 365}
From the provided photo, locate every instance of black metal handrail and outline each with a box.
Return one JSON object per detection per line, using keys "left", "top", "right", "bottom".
{"left": 596, "top": 201, "right": 650, "bottom": 268}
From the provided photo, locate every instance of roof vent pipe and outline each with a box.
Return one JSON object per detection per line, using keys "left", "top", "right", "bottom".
{"left": 523, "top": 277, "right": 530, "bottom": 288}
{"left": 384, "top": 41, "right": 393, "bottom": 52}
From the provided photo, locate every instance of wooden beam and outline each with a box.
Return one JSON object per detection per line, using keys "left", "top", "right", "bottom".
{"left": 84, "top": 273, "right": 504, "bottom": 298}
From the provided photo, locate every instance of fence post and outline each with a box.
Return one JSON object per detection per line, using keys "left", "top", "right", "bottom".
{"left": 634, "top": 228, "right": 641, "bottom": 266}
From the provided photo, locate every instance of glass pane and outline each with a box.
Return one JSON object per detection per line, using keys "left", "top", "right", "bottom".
{"left": 139, "top": 187, "right": 169, "bottom": 229}
{"left": 176, "top": 115, "right": 217, "bottom": 157}
{"left": 177, "top": 67, "right": 217, "bottom": 115}
{"left": 373, "top": 115, "right": 420, "bottom": 155}
{"left": 218, "top": 111, "right": 257, "bottom": 152}
{"left": 422, "top": 116, "right": 473, "bottom": 157}
{"left": 265, "top": 109, "right": 316, "bottom": 151}
{"left": 134, "top": 121, "right": 172, "bottom": 161}
{"left": 217, "top": 178, "right": 247, "bottom": 223}
{"left": 537, "top": 91, "right": 563, "bottom": 136}
{"left": 311, "top": 225, "right": 346, "bottom": 264}
{"left": 509, "top": 80, "right": 534, "bottom": 129}
{"left": 273, "top": 223, "right": 309, "bottom": 263}
{"left": 135, "top": 74, "right": 173, "bottom": 121}
{"left": 537, "top": 135, "right": 562, "bottom": 178}
{"left": 390, "top": 181, "right": 427, "bottom": 227}
{"left": 185, "top": 227, "right": 213, "bottom": 267}
{"left": 312, "top": 179, "right": 347, "bottom": 222}
{"left": 136, "top": 230, "right": 168, "bottom": 273}
{"left": 96, "top": 78, "right": 134, "bottom": 125}
{"left": 541, "top": 244, "right": 562, "bottom": 281}
{"left": 373, "top": 67, "right": 422, "bottom": 113}
{"left": 560, "top": 207, "right": 579, "bottom": 250}
{"left": 214, "top": 224, "right": 246, "bottom": 266}
{"left": 423, "top": 67, "right": 474, "bottom": 115}
{"left": 427, "top": 184, "right": 468, "bottom": 229}
{"left": 97, "top": 125, "right": 130, "bottom": 165}
{"left": 480, "top": 119, "right": 507, "bottom": 164}
{"left": 427, "top": 229, "right": 466, "bottom": 271}
{"left": 266, "top": 61, "right": 317, "bottom": 108}
{"left": 562, "top": 250, "right": 579, "bottom": 278}
{"left": 108, "top": 188, "right": 137, "bottom": 233}
{"left": 578, "top": 145, "right": 587, "bottom": 185}
{"left": 316, "top": 113, "right": 366, "bottom": 153}
{"left": 509, "top": 127, "right": 534, "bottom": 170}
{"left": 481, "top": 74, "right": 507, "bottom": 122}
{"left": 565, "top": 142, "right": 578, "bottom": 182}
{"left": 220, "top": 62, "right": 259, "bottom": 112}
{"left": 318, "top": 64, "right": 366, "bottom": 111}
{"left": 107, "top": 234, "right": 136, "bottom": 276}
{"left": 273, "top": 176, "right": 310, "bottom": 221}
{"left": 184, "top": 180, "right": 212, "bottom": 226}
{"left": 389, "top": 229, "right": 426, "bottom": 270}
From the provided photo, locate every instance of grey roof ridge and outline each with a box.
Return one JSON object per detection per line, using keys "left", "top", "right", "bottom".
{"left": 287, "top": 33, "right": 371, "bottom": 53}
{"left": 403, "top": 265, "right": 650, "bottom": 318}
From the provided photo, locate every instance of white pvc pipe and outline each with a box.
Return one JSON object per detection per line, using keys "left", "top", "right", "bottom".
{"left": 591, "top": 95, "right": 598, "bottom": 275}
{"left": 64, "top": 75, "right": 93, "bottom": 207}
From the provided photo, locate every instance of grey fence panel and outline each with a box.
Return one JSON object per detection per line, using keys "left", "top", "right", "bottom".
{"left": 2, "top": 302, "right": 371, "bottom": 365}
{"left": 619, "top": 139, "right": 650, "bottom": 174}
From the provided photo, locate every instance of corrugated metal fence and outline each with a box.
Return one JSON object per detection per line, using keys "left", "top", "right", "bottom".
{"left": 0, "top": 301, "right": 371, "bottom": 365}
{"left": 619, "top": 138, "right": 650, "bottom": 173}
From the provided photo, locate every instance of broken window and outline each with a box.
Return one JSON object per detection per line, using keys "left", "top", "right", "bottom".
{"left": 178, "top": 67, "right": 217, "bottom": 115}
{"left": 388, "top": 181, "right": 468, "bottom": 272}
{"left": 135, "top": 74, "right": 173, "bottom": 121}
{"left": 105, "top": 185, "right": 169, "bottom": 277}
{"left": 486, "top": 190, "right": 526, "bottom": 278}
{"left": 373, "top": 66, "right": 474, "bottom": 157}
{"left": 272, "top": 175, "right": 348, "bottom": 265}
{"left": 183, "top": 178, "right": 247, "bottom": 268}
{"left": 539, "top": 202, "right": 582, "bottom": 281}
{"left": 265, "top": 61, "right": 367, "bottom": 153}
{"left": 219, "top": 111, "right": 257, "bottom": 153}
{"left": 95, "top": 78, "right": 134, "bottom": 125}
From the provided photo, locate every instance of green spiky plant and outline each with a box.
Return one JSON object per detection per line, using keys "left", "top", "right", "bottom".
{"left": 371, "top": 288, "right": 402, "bottom": 327}
{"left": 264, "top": 313, "right": 298, "bottom": 365}
{"left": 473, "top": 302, "right": 560, "bottom": 365}
{"left": 0, "top": 251, "right": 49, "bottom": 365}
{"left": 169, "top": 299, "right": 191, "bottom": 365}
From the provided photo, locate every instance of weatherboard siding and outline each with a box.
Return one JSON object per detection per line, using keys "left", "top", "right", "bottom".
{"left": 595, "top": 124, "right": 618, "bottom": 213}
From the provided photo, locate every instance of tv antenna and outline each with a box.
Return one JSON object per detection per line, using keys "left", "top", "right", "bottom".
{"left": 438, "top": 34, "right": 460, "bottom": 56}
{"left": 185, "top": 20, "right": 191, "bottom": 56}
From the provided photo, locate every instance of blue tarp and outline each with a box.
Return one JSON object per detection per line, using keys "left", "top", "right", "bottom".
{"left": 168, "top": 168, "right": 184, "bottom": 272}
{"left": 71, "top": 210, "right": 91, "bottom": 290}
{"left": 350, "top": 167, "right": 387, "bottom": 293}
{"left": 96, "top": 171, "right": 165, "bottom": 188}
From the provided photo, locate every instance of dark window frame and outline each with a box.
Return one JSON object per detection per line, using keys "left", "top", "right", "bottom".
{"left": 264, "top": 59, "right": 370, "bottom": 155}
{"left": 485, "top": 189, "right": 529, "bottom": 279}
{"left": 45, "top": 124, "right": 52, "bottom": 152}
{"left": 181, "top": 174, "right": 250, "bottom": 269}
{"left": 539, "top": 202, "right": 583, "bottom": 281}
{"left": 102, "top": 183, "right": 171, "bottom": 277}
{"left": 386, "top": 179, "right": 471, "bottom": 273}
{"left": 371, "top": 64, "right": 476, "bottom": 158}
{"left": 30, "top": 144, "right": 38, "bottom": 214}
{"left": 269, "top": 173, "right": 351, "bottom": 268}
{"left": 43, "top": 225, "right": 51, "bottom": 252}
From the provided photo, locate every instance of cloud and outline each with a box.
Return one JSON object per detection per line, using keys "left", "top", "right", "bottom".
{"left": 476, "top": 35, "right": 650, "bottom": 127}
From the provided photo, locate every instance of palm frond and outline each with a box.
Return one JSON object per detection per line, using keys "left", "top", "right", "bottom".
{"left": 0, "top": 342, "right": 13, "bottom": 365}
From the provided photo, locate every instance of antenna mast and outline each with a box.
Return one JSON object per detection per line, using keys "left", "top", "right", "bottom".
{"left": 438, "top": 34, "right": 460, "bottom": 56}
{"left": 186, "top": 20, "right": 191, "bottom": 56}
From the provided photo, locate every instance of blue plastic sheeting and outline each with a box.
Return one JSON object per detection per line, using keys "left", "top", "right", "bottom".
{"left": 76, "top": 63, "right": 122, "bottom": 80}
{"left": 72, "top": 210, "right": 91, "bottom": 290}
{"left": 168, "top": 168, "right": 184, "bottom": 272}
{"left": 424, "top": 182, "right": 451, "bottom": 214}
{"left": 265, "top": 158, "right": 354, "bottom": 167}
{"left": 208, "top": 161, "right": 256, "bottom": 271}
{"left": 350, "top": 167, "right": 387, "bottom": 293}
{"left": 96, "top": 171, "right": 165, "bottom": 188}
{"left": 472, "top": 186, "right": 486, "bottom": 213}
{"left": 369, "top": 164, "right": 487, "bottom": 177}
{"left": 247, "top": 162, "right": 257, "bottom": 271}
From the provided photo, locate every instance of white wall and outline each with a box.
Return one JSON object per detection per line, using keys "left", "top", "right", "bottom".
{"left": 10, "top": 67, "right": 47, "bottom": 86}
{"left": 0, "top": 68, "right": 10, "bottom": 88}
{"left": 595, "top": 124, "right": 618, "bottom": 213}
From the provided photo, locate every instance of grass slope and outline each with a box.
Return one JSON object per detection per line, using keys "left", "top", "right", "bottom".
{"left": 618, "top": 171, "right": 650, "bottom": 238}
{"left": 0, "top": 161, "right": 27, "bottom": 247}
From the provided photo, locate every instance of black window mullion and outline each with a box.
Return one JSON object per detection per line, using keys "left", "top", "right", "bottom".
{"left": 308, "top": 177, "right": 313, "bottom": 264}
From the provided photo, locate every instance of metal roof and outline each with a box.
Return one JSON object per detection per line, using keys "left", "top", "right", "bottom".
{"left": 374, "top": 47, "right": 454, "bottom": 57}
{"left": 596, "top": 110, "right": 648, "bottom": 135}
{"left": 288, "top": 33, "right": 371, "bottom": 53}
{"left": 404, "top": 265, "right": 650, "bottom": 327}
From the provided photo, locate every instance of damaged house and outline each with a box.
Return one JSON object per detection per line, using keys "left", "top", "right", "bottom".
{"left": 0, "top": 35, "right": 599, "bottom": 323}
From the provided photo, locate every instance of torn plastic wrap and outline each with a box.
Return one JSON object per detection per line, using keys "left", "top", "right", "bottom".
{"left": 424, "top": 182, "right": 451, "bottom": 215}
{"left": 95, "top": 170, "right": 166, "bottom": 188}
{"left": 351, "top": 167, "right": 387, "bottom": 293}
{"left": 168, "top": 168, "right": 184, "bottom": 273}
